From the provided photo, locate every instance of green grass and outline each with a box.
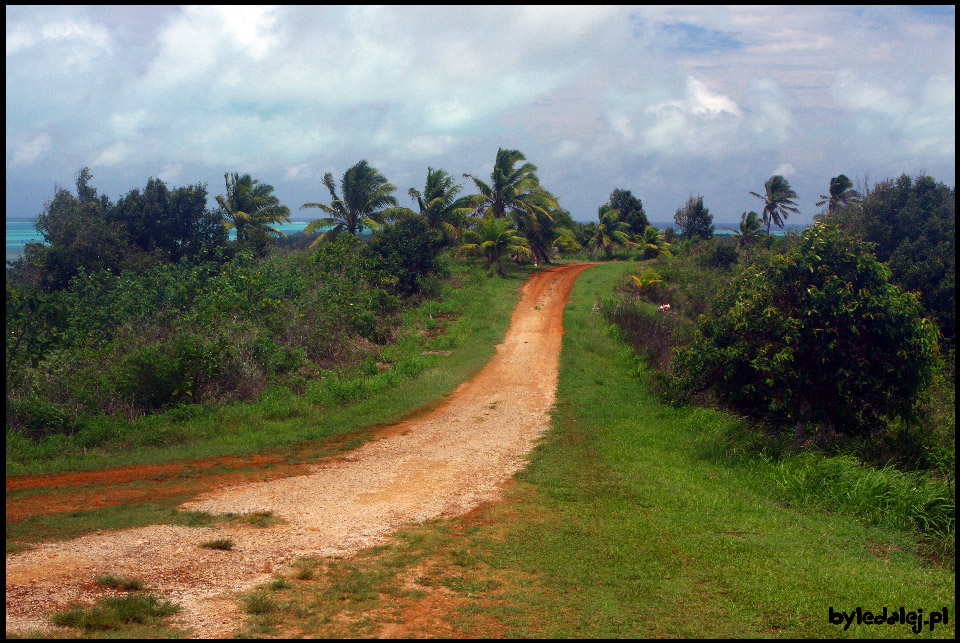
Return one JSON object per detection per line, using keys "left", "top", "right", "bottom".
{"left": 199, "top": 537, "right": 235, "bottom": 551}
{"left": 49, "top": 593, "right": 182, "bottom": 634}
{"left": 94, "top": 574, "right": 145, "bottom": 592}
{"left": 231, "top": 261, "right": 954, "bottom": 639}
{"left": 6, "top": 501, "right": 230, "bottom": 551}
{"left": 6, "top": 262, "right": 531, "bottom": 476}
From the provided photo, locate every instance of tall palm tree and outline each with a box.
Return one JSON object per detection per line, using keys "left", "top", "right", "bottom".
{"left": 750, "top": 175, "right": 800, "bottom": 234}
{"left": 457, "top": 217, "right": 531, "bottom": 277}
{"left": 590, "top": 205, "right": 633, "bottom": 259}
{"left": 815, "top": 174, "right": 861, "bottom": 219}
{"left": 408, "top": 167, "right": 472, "bottom": 243}
{"left": 300, "top": 160, "right": 398, "bottom": 248}
{"left": 216, "top": 173, "right": 290, "bottom": 249}
{"left": 463, "top": 148, "right": 560, "bottom": 265}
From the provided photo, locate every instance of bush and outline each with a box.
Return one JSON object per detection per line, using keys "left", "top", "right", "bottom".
{"left": 368, "top": 217, "right": 447, "bottom": 297}
{"left": 696, "top": 239, "right": 739, "bottom": 270}
{"left": 834, "top": 174, "right": 955, "bottom": 345}
{"left": 674, "top": 223, "right": 941, "bottom": 441}
{"left": 600, "top": 296, "right": 694, "bottom": 370}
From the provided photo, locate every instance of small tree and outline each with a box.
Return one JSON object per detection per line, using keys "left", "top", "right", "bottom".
{"left": 674, "top": 223, "right": 940, "bottom": 441}
{"left": 367, "top": 217, "right": 445, "bottom": 296}
{"left": 590, "top": 205, "right": 633, "bottom": 258}
{"left": 608, "top": 188, "right": 649, "bottom": 236}
{"left": 458, "top": 217, "right": 531, "bottom": 277}
{"left": 673, "top": 195, "right": 714, "bottom": 241}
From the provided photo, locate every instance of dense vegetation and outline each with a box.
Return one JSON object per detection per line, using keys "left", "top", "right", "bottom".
{"left": 6, "top": 150, "right": 586, "bottom": 465}
{"left": 597, "top": 173, "right": 954, "bottom": 562}
{"left": 6, "top": 159, "right": 955, "bottom": 560}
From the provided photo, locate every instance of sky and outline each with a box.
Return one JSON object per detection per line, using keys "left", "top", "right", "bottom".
{"left": 5, "top": 5, "right": 956, "bottom": 226}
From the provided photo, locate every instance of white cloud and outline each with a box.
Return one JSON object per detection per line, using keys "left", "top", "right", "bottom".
{"left": 6, "top": 18, "right": 111, "bottom": 58}
{"left": 773, "top": 163, "right": 796, "bottom": 177}
{"left": 3, "top": 5, "right": 955, "bottom": 226}
{"left": 94, "top": 141, "right": 132, "bottom": 166}
{"left": 833, "top": 70, "right": 911, "bottom": 117}
{"left": 9, "top": 134, "right": 53, "bottom": 167}
{"left": 157, "top": 164, "right": 184, "bottom": 184}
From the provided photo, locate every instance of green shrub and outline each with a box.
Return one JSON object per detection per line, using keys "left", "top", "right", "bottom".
{"left": 368, "top": 217, "right": 447, "bottom": 297}
{"left": 50, "top": 593, "right": 179, "bottom": 632}
{"left": 6, "top": 397, "right": 78, "bottom": 439}
{"left": 674, "top": 224, "right": 941, "bottom": 441}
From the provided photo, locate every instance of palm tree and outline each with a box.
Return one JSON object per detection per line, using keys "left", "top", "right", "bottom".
{"left": 300, "top": 160, "right": 398, "bottom": 248}
{"left": 590, "top": 205, "right": 633, "bottom": 259}
{"left": 457, "top": 217, "right": 531, "bottom": 277}
{"left": 638, "top": 226, "right": 672, "bottom": 260}
{"left": 750, "top": 175, "right": 800, "bottom": 234}
{"left": 629, "top": 267, "right": 663, "bottom": 297}
{"left": 216, "top": 173, "right": 290, "bottom": 251}
{"left": 815, "top": 174, "right": 861, "bottom": 219}
{"left": 408, "top": 167, "right": 472, "bottom": 243}
{"left": 724, "top": 211, "right": 766, "bottom": 250}
{"left": 463, "top": 148, "right": 560, "bottom": 265}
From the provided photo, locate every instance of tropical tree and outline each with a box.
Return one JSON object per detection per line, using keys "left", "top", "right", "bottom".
{"left": 750, "top": 175, "right": 799, "bottom": 234}
{"left": 590, "top": 205, "right": 633, "bottom": 259}
{"left": 815, "top": 174, "right": 861, "bottom": 219}
{"left": 724, "top": 211, "right": 766, "bottom": 251}
{"left": 673, "top": 195, "right": 714, "bottom": 241}
{"left": 608, "top": 188, "right": 649, "bottom": 236}
{"left": 300, "top": 160, "right": 399, "bottom": 248}
{"left": 463, "top": 148, "right": 560, "bottom": 265}
{"left": 629, "top": 267, "right": 663, "bottom": 297}
{"left": 638, "top": 226, "right": 672, "bottom": 259}
{"left": 216, "top": 173, "right": 290, "bottom": 254}
{"left": 833, "top": 174, "right": 955, "bottom": 345}
{"left": 457, "top": 217, "right": 531, "bottom": 277}
{"left": 408, "top": 167, "right": 472, "bottom": 243}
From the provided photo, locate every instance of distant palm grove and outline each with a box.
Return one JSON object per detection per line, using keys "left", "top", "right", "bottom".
{"left": 5, "top": 150, "right": 955, "bottom": 506}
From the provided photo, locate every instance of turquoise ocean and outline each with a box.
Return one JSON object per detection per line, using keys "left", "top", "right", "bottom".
{"left": 5, "top": 220, "right": 316, "bottom": 263}
{"left": 7, "top": 219, "right": 799, "bottom": 263}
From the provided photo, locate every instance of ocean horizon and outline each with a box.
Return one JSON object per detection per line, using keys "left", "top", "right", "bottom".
{"left": 6, "top": 218, "right": 806, "bottom": 263}
{"left": 5, "top": 219, "right": 319, "bottom": 263}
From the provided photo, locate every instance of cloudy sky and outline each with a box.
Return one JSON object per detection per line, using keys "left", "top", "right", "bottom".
{"left": 6, "top": 5, "right": 956, "bottom": 226}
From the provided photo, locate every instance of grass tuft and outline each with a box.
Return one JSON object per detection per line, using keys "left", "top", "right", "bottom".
{"left": 50, "top": 593, "right": 179, "bottom": 632}
{"left": 199, "top": 537, "right": 235, "bottom": 551}
{"left": 93, "top": 574, "right": 144, "bottom": 591}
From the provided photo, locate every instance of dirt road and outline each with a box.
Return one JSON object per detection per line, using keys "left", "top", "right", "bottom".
{"left": 5, "top": 262, "right": 596, "bottom": 637}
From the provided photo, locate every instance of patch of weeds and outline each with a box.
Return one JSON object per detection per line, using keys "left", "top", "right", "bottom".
{"left": 6, "top": 541, "right": 31, "bottom": 555}
{"left": 94, "top": 574, "right": 144, "bottom": 591}
{"left": 268, "top": 578, "right": 292, "bottom": 591}
{"left": 242, "top": 591, "right": 279, "bottom": 615}
{"left": 199, "top": 537, "right": 234, "bottom": 551}
{"left": 451, "top": 546, "right": 481, "bottom": 568}
{"left": 440, "top": 576, "right": 503, "bottom": 596}
{"left": 50, "top": 593, "right": 180, "bottom": 632}
{"left": 327, "top": 563, "right": 385, "bottom": 602}
{"left": 292, "top": 557, "right": 319, "bottom": 580}
{"left": 232, "top": 510, "right": 284, "bottom": 528}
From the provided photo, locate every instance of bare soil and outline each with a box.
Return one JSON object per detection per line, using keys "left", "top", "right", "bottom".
{"left": 4, "top": 263, "right": 596, "bottom": 638}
